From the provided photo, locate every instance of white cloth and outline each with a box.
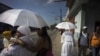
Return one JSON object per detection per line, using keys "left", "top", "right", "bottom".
{"left": 0, "top": 36, "right": 37, "bottom": 56}
{"left": 0, "top": 45, "right": 36, "bottom": 56}
{"left": 3, "top": 38, "right": 9, "bottom": 48}
{"left": 61, "top": 42, "right": 73, "bottom": 56}
{"left": 82, "top": 32, "right": 87, "bottom": 38}
{"left": 61, "top": 31, "right": 74, "bottom": 56}
{"left": 61, "top": 31, "right": 73, "bottom": 44}
{"left": 17, "top": 25, "right": 31, "bottom": 35}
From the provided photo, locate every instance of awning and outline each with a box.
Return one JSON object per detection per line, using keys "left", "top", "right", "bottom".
{"left": 67, "top": 0, "right": 88, "bottom": 18}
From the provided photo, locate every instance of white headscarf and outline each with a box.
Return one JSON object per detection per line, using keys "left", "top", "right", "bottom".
{"left": 17, "top": 25, "right": 31, "bottom": 35}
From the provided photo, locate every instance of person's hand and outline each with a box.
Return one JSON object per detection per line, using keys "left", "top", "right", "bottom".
{"left": 10, "top": 38, "right": 17, "bottom": 43}
{"left": 10, "top": 38, "right": 25, "bottom": 46}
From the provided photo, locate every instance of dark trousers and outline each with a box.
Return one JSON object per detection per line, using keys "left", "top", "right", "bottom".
{"left": 92, "top": 47, "right": 100, "bottom": 56}
{"left": 78, "top": 45, "right": 87, "bottom": 56}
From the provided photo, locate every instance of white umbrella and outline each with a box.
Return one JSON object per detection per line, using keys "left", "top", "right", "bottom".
{"left": 55, "top": 22, "right": 76, "bottom": 30}
{"left": 0, "top": 9, "right": 48, "bottom": 28}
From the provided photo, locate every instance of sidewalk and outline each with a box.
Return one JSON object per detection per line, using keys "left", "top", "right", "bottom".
{"left": 51, "top": 31, "right": 62, "bottom": 56}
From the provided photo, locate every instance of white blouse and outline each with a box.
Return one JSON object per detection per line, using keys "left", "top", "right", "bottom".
{"left": 61, "top": 31, "right": 73, "bottom": 43}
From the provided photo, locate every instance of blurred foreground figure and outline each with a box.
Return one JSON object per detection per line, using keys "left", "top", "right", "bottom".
{"left": 0, "top": 25, "right": 37, "bottom": 56}
{"left": 36, "top": 27, "right": 53, "bottom": 56}
{"left": 2, "top": 31, "right": 12, "bottom": 48}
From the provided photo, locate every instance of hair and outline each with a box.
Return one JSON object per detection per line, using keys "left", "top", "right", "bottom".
{"left": 38, "top": 27, "right": 52, "bottom": 50}
{"left": 96, "top": 26, "right": 100, "bottom": 34}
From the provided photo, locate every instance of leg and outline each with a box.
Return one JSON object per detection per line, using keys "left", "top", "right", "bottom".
{"left": 96, "top": 47, "right": 100, "bottom": 56}
{"left": 78, "top": 46, "right": 82, "bottom": 56}
{"left": 82, "top": 46, "right": 87, "bottom": 56}
{"left": 92, "top": 47, "right": 99, "bottom": 56}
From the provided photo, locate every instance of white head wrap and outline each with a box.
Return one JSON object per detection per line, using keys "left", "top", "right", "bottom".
{"left": 17, "top": 25, "right": 31, "bottom": 35}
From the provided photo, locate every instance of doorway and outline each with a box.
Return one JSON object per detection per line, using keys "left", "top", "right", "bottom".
{"left": 95, "top": 21, "right": 100, "bottom": 31}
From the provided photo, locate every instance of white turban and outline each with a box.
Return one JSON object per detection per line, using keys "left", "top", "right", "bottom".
{"left": 17, "top": 25, "right": 31, "bottom": 35}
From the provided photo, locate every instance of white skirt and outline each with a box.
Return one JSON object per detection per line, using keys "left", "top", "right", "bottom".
{"left": 61, "top": 42, "right": 73, "bottom": 56}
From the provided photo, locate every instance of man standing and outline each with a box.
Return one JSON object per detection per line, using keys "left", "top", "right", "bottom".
{"left": 78, "top": 26, "right": 89, "bottom": 56}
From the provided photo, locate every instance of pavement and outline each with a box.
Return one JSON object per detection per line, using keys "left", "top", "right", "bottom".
{"left": 48, "top": 29, "right": 62, "bottom": 56}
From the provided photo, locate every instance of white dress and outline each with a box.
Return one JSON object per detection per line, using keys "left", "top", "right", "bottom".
{"left": 61, "top": 31, "right": 74, "bottom": 56}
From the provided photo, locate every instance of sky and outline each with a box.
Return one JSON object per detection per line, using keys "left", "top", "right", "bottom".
{"left": 0, "top": 0, "right": 68, "bottom": 26}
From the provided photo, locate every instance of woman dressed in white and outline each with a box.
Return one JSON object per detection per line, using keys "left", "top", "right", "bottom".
{"left": 61, "top": 29, "right": 75, "bottom": 56}
{"left": 56, "top": 17, "right": 76, "bottom": 56}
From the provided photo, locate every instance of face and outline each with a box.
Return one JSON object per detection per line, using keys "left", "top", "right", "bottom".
{"left": 96, "top": 26, "right": 100, "bottom": 34}
{"left": 83, "top": 29, "right": 87, "bottom": 33}
{"left": 69, "top": 17, "right": 75, "bottom": 24}
{"left": 15, "top": 31, "right": 24, "bottom": 38}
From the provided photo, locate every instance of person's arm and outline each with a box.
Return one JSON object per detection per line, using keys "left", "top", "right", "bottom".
{"left": 10, "top": 38, "right": 34, "bottom": 52}
{"left": 87, "top": 33, "right": 90, "bottom": 48}
{"left": 70, "top": 29, "right": 75, "bottom": 35}
{"left": 89, "top": 33, "right": 93, "bottom": 48}
{"left": 70, "top": 29, "right": 76, "bottom": 46}
{"left": 78, "top": 33, "right": 81, "bottom": 48}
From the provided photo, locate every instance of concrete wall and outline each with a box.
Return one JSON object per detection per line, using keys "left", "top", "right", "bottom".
{"left": 74, "top": 10, "right": 86, "bottom": 40}
{"left": 73, "top": 0, "right": 100, "bottom": 42}
{"left": 85, "top": 9, "right": 100, "bottom": 34}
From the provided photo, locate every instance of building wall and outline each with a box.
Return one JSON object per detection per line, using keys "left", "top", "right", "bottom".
{"left": 82, "top": 0, "right": 100, "bottom": 34}
{"left": 74, "top": 10, "right": 86, "bottom": 40}
{"left": 70, "top": 0, "right": 100, "bottom": 41}
{"left": 75, "top": 8, "right": 100, "bottom": 40}
{"left": 85, "top": 9, "right": 100, "bottom": 34}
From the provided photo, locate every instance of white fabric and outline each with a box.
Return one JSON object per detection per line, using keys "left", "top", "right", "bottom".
{"left": 0, "top": 9, "right": 48, "bottom": 28}
{"left": 0, "top": 45, "right": 36, "bottom": 56}
{"left": 3, "top": 38, "right": 9, "bottom": 48}
{"left": 61, "top": 31, "right": 73, "bottom": 43}
{"left": 0, "top": 36, "right": 37, "bottom": 56}
{"left": 82, "top": 32, "right": 87, "bottom": 38}
{"left": 61, "top": 42, "right": 73, "bottom": 56}
{"left": 61, "top": 31, "right": 74, "bottom": 56}
{"left": 56, "top": 22, "right": 76, "bottom": 30}
{"left": 17, "top": 25, "right": 31, "bottom": 35}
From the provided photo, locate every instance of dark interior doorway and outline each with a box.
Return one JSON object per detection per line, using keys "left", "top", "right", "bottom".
{"left": 95, "top": 21, "right": 100, "bottom": 31}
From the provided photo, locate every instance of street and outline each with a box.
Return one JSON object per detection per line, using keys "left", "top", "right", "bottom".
{"left": 48, "top": 29, "right": 63, "bottom": 56}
